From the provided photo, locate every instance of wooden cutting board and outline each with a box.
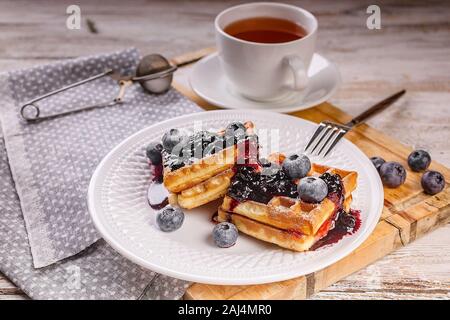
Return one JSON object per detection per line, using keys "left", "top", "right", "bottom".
{"left": 169, "top": 48, "right": 450, "bottom": 300}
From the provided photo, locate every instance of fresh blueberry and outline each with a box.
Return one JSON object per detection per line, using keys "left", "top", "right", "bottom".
{"left": 297, "top": 176, "right": 328, "bottom": 203}
{"left": 407, "top": 150, "right": 431, "bottom": 172}
{"left": 156, "top": 206, "right": 184, "bottom": 232}
{"left": 282, "top": 154, "right": 311, "bottom": 179}
{"left": 162, "top": 128, "right": 188, "bottom": 153}
{"left": 338, "top": 210, "right": 356, "bottom": 232}
{"left": 146, "top": 141, "right": 163, "bottom": 165}
{"left": 421, "top": 170, "right": 445, "bottom": 195}
{"left": 224, "top": 122, "right": 246, "bottom": 141}
{"left": 370, "top": 156, "right": 385, "bottom": 172}
{"left": 379, "top": 161, "right": 407, "bottom": 188}
{"left": 212, "top": 222, "right": 238, "bottom": 248}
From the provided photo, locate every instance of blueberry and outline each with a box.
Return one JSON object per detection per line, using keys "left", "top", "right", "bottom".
{"left": 408, "top": 150, "right": 431, "bottom": 172}
{"left": 421, "top": 170, "right": 445, "bottom": 195}
{"left": 379, "top": 161, "right": 407, "bottom": 188}
{"left": 339, "top": 211, "right": 356, "bottom": 232}
{"left": 156, "top": 206, "right": 184, "bottom": 232}
{"left": 162, "top": 129, "right": 188, "bottom": 153}
{"left": 297, "top": 176, "right": 328, "bottom": 203}
{"left": 224, "top": 122, "right": 246, "bottom": 141}
{"left": 282, "top": 154, "right": 311, "bottom": 179}
{"left": 212, "top": 222, "right": 238, "bottom": 248}
{"left": 370, "top": 156, "right": 385, "bottom": 173}
{"left": 146, "top": 141, "right": 163, "bottom": 165}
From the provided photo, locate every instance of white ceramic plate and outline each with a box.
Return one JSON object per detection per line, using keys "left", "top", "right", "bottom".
{"left": 189, "top": 53, "right": 341, "bottom": 113}
{"left": 88, "top": 110, "right": 383, "bottom": 285}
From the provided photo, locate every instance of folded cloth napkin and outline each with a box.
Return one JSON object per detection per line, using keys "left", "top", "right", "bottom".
{"left": 0, "top": 48, "right": 201, "bottom": 268}
{"left": 0, "top": 125, "right": 190, "bottom": 299}
{"left": 0, "top": 48, "right": 199, "bottom": 299}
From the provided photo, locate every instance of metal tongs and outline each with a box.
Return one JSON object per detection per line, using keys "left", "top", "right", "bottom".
{"left": 20, "top": 54, "right": 178, "bottom": 122}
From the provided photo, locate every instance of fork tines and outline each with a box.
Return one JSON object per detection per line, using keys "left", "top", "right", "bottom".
{"left": 304, "top": 121, "right": 351, "bottom": 157}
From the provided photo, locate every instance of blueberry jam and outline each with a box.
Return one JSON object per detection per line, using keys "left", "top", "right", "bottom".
{"left": 321, "top": 172, "right": 345, "bottom": 222}
{"left": 147, "top": 164, "right": 169, "bottom": 210}
{"left": 311, "top": 172, "right": 361, "bottom": 250}
{"left": 228, "top": 165, "right": 298, "bottom": 205}
{"left": 311, "top": 209, "right": 361, "bottom": 250}
{"left": 319, "top": 172, "right": 343, "bottom": 194}
{"left": 236, "top": 135, "right": 259, "bottom": 167}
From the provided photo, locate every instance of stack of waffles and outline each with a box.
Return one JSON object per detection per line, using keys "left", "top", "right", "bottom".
{"left": 162, "top": 122, "right": 257, "bottom": 209}
{"left": 159, "top": 122, "right": 358, "bottom": 252}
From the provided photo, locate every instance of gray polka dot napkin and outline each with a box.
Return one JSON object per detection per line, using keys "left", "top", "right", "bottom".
{"left": 0, "top": 48, "right": 201, "bottom": 268}
{"left": 0, "top": 126, "right": 190, "bottom": 299}
{"left": 0, "top": 48, "right": 199, "bottom": 298}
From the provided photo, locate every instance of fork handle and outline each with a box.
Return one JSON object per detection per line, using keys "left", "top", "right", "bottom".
{"left": 345, "top": 89, "right": 406, "bottom": 127}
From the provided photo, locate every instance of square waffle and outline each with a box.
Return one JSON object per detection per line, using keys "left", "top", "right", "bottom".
{"left": 162, "top": 122, "right": 257, "bottom": 208}
{"left": 217, "top": 162, "right": 358, "bottom": 251}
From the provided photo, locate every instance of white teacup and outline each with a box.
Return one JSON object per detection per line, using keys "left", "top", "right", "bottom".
{"left": 215, "top": 2, "right": 318, "bottom": 102}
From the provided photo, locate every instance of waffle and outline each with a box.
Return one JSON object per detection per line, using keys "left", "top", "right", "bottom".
{"left": 217, "top": 208, "right": 317, "bottom": 252}
{"left": 163, "top": 146, "right": 236, "bottom": 193}
{"left": 177, "top": 169, "right": 235, "bottom": 209}
{"left": 218, "top": 163, "right": 358, "bottom": 251}
{"left": 162, "top": 121, "right": 256, "bottom": 208}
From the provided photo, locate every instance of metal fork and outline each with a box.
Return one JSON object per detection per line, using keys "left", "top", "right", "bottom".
{"left": 304, "top": 89, "right": 406, "bottom": 157}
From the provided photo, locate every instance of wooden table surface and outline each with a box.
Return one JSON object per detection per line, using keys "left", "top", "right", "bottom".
{"left": 0, "top": 0, "right": 448, "bottom": 300}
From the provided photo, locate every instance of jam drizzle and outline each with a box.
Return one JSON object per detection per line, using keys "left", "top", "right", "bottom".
{"left": 236, "top": 136, "right": 260, "bottom": 168}
{"left": 147, "top": 163, "right": 169, "bottom": 210}
{"left": 228, "top": 164, "right": 298, "bottom": 205}
{"left": 311, "top": 209, "right": 361, "bottom": 250}
{"left": 229, "top": 198, "right": 240, "bottom": 211}
{"left": 310, "top": 173, "right": 361, "bottom": 250}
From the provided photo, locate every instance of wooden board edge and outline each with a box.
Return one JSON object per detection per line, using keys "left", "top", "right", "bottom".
{"left": 184, "top": 220, "right": 402, "bottom": 300}
{"left": 184, "top": 189, "right": 449, "bottom": 300}
{"left": 170, "top": 47, "right": 216, "bottom": 67}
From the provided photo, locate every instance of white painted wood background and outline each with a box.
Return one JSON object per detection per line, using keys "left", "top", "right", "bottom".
{"left": 0, "top": 0, "right": 448, "bottom": 300}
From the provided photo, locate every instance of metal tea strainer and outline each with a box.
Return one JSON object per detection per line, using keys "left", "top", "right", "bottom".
{"left": 20, "top": 54, "right": 178, "bottom": 122}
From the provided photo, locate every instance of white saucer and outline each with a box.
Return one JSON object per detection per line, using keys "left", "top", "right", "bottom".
{"left": 189, "top": 52, "right": 341, "bottom": 113}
